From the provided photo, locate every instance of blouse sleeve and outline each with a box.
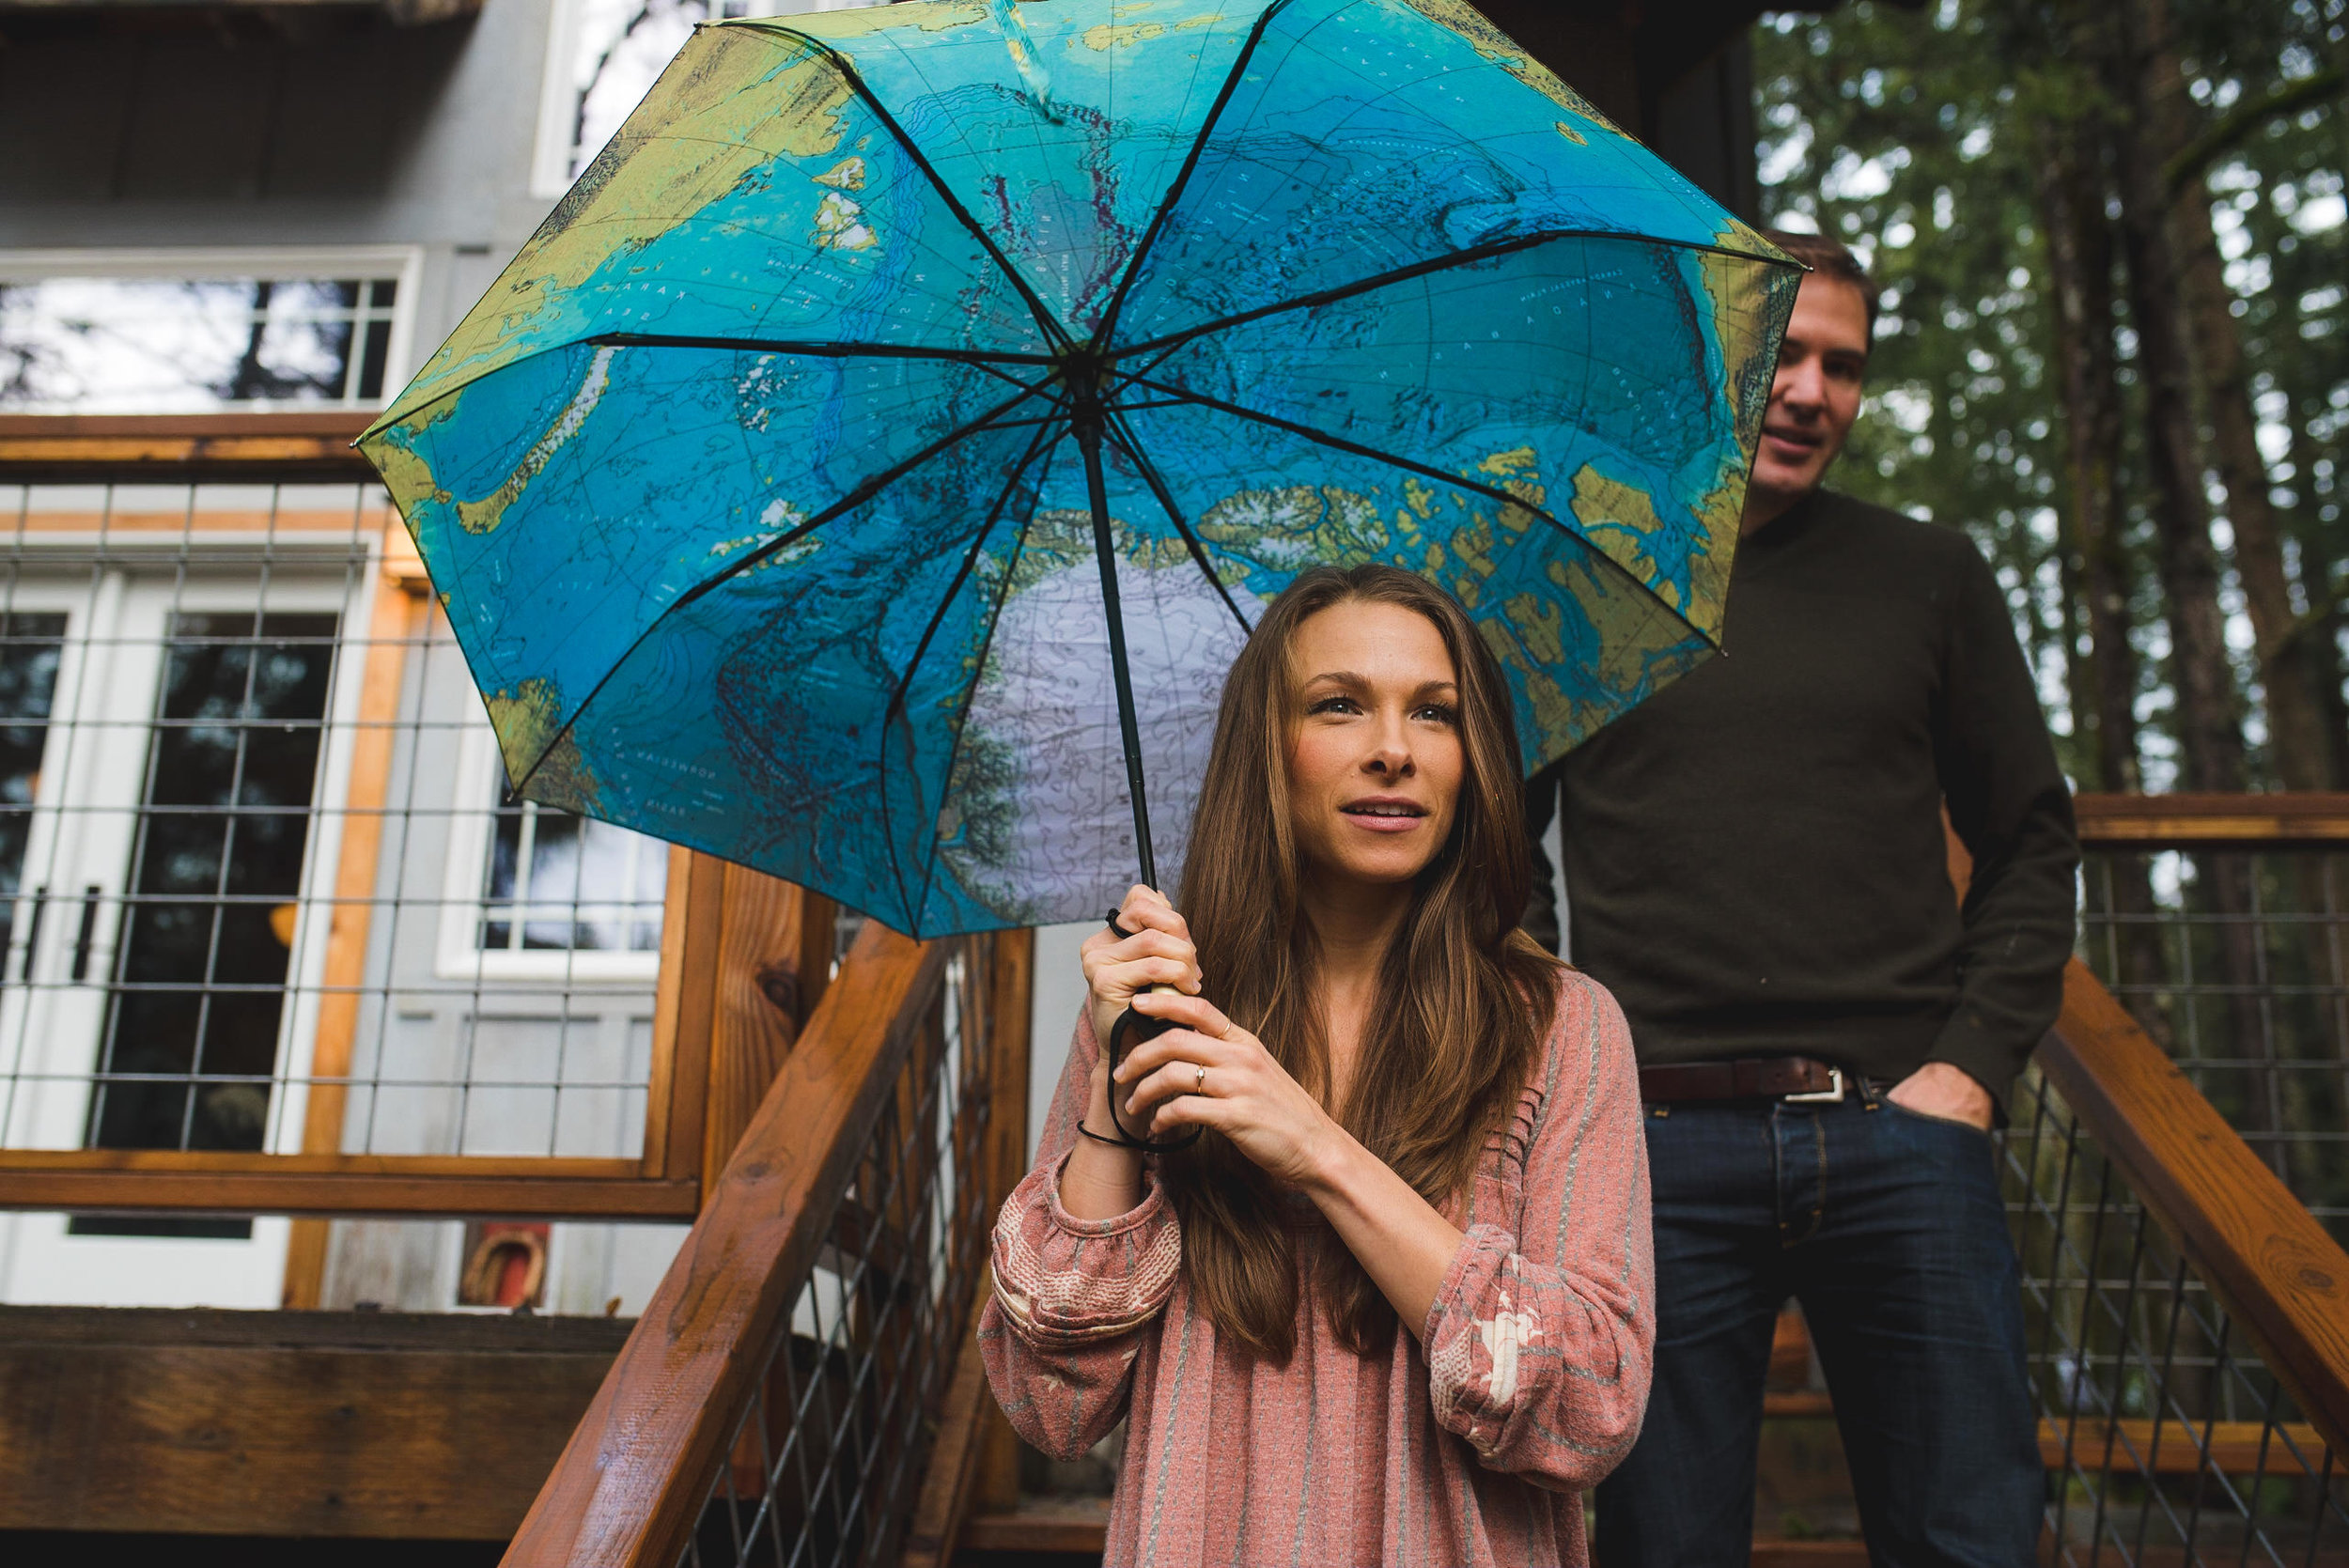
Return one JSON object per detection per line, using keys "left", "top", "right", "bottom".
{"left": 979, "top": 1006, "right": 1183, "bottom": 1461}
{"left": 1421, "top": 971, "right": 1656, "bottom": 1492}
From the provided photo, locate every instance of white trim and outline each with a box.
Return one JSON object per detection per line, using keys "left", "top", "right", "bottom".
{"left": 528, "top": 0, "right": 592, "bottom": 201}
{"left": 434, "top": 719, "right": 662, "bottom": 986}
{"left": 0, "top": 245, "right": 427, "bottom": 411}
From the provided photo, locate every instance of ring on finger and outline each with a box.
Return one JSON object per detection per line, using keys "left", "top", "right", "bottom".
{"left": 1194, "top": 1063, "right": 1207, "bottom": 1094}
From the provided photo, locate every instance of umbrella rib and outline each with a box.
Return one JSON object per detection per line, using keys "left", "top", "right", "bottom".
{"left": 1124, "top": 373, "right": 1717, "bottom": 650}
{"left": 589, "top": 332, "right": 1060, "bottom": 370}
{"left": 1090, "top": 0, "right": 1288, "bottom": 351}
{"left": 877, "top": 415, "right": 1067, "bottom": 930}
{"left": 1097, "top": 405, "right": 1252, "bottom": 634}
{"left": 758, "top": 29, "right": 1076, "bottom": 354}
{"left": 1121, "top": 369, "right": 1585, "bottom": 547}
{"left": 1111, "top": 228, "right": 1800, "bottom": 364}
{"left": 506, "top": 377, "right": 1058, "bottom": 799}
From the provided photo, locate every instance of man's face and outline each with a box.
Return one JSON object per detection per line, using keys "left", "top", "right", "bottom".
{"left": 1747, "top": 273, "right": 1871, "bottom": 528}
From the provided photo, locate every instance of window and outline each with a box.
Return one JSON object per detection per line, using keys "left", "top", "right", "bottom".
{"left": 0, "top": 249, "right": 420, "bottom": 413}
{"left": 480, "top": 794, "right": 668, "bottom": 957}
{"left": 87, "top": 613, "right": 340, "bottom": 1154}
{"left": 439, "top": 722, "right": 667, "bottom": 980}
{"left": 532, "top": 0, "right": 890, "bottom": 198}
{"left": 0, "top": 616, "right": 66, "bottom": 973}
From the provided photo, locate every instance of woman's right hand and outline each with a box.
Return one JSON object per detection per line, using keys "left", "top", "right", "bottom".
{"left": 1077, "top": 886, "right": 1203, "bottom": 1131}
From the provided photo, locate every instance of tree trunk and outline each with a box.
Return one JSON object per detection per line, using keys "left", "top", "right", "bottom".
{"left": 2033, "top": 100, "right": 2171, "bottom": 1034}
{"left": 2126, "top": 0, "right": 2341, "bottom": 791}
{"left": 2108, "top": 0, "right": 2273, "bottom": 1147}
{"left": 2109, "top": 0, "right": 2248, "bottom": 798}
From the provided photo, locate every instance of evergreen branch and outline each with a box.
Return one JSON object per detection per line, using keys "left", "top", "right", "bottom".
{"left": 2165, "top": 62, "right": 2345, "bottom": 197}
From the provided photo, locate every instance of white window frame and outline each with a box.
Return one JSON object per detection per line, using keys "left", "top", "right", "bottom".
{"left": 435, "top": 719, "right": 664, "bottom": 986}
{"left": 0, "top": 246, "right": 426, "bottom": 413}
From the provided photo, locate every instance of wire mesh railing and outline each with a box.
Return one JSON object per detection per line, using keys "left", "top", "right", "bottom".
{"left": 0, "top": 475, "right": 684, "bottom": 1188}
{"left": 2009, "top": 958, "right": 2349, "bottom": 1566}
{"left": 503, "top": 921, "right": 1026, "bottom": 1568}
{"left": 2077, "top": 819, "right": 2349, "bottom": 1245}
{"left": 682, "top": 940, "right": 994, "bottom": 1568}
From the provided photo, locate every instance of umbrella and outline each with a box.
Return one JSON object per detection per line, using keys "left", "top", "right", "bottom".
{"left": 359, "top": 0, "right": 1798, "bottom": 939}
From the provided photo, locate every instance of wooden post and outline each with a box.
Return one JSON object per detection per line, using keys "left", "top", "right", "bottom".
{"left": 699, "top": 864, "right": 838, "bottom": 1199}
{"left": 971, "top": 928, "right": 1034, "bottom": 1520}
{"left": 281, "top": 523, "right": 431, "bottom": 1311}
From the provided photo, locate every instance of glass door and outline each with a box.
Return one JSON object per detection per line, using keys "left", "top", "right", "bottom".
{"left": 0, "top": 572, "right": 356, "bottom": 1306}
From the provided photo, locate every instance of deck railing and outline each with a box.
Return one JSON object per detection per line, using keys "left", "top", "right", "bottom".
{"left": 0, "top": 423, "right": 853, "bottom": 1318}
{"left": 2013, "top": 796, "right": 2349, "bottom": 1564}
{"left": 2075, "top": 793, "right": 2349, "bottom": 1242}
{"left": 502, "top": 918, "right": 1031, "bottom": 1568}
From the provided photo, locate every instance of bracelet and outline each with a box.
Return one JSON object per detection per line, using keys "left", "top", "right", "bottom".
{"left": 1077, "top": 1120, "right": 1155, "bottom": 1151}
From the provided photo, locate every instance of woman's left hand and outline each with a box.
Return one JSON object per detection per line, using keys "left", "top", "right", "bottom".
{"left": 1113, "top": 991, "right": 1338, "bottom": 1188}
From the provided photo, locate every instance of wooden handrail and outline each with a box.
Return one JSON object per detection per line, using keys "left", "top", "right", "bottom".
{"left": 2037, "top": 956, "right": 2349, "bottom": 1453}
{"left": 0, "top": 411, "right": 378, "bottom": 483}
{"left": 502, "top": 919, "right": 948, "bottom": 1568}
{"left": 2073, "top": 789, "right": 2349, "bottom": 847}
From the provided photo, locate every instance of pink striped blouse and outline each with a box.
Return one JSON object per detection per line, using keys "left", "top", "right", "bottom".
{"left": 980, "top": 970, "right": 1655, "bottom": 1567}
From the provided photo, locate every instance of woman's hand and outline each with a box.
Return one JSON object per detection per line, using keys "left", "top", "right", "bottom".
{"left": 1113, "top": 990, "right": 1342, "bottom": 1188}
{"left": 1077, "top": 886, "right": 1203, "bottom": 1131}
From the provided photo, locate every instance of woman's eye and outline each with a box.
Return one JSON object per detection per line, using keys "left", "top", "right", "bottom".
{"left": 1308, "top": 695, "right": 1361, "bottom": 716}
{"left": 1412, "top": 704, "right": 1457, "bottom": 724}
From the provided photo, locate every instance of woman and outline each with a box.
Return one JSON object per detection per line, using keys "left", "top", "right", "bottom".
{"left": 981, "top": 564, "right": 1651, "bottom": 1566}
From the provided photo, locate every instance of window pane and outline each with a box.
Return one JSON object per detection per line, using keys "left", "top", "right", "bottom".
{"left": 0, "top": 614, "right": 66, "bottom": 973}
{"left": 0, "top": 276, "right": 399, "bottom": 413}
{"left": 482, "top": 790, "right": 668, "bottom": 955}
{"left": 88, "top": 612, "right": 339, "bottom": 1153}
{"left": 556, "top": 0, "right": 889, "bottom": 182}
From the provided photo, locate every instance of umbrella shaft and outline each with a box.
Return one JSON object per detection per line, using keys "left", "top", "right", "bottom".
{"left": 1076, "top": 418, "right": 1160, "bottom": 893}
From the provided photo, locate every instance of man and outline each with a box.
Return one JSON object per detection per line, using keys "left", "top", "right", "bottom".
{"left": 1527, "top": 231, "right": 2077, "bottom": 1564}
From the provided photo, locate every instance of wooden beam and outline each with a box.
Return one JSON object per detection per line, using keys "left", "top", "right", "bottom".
{"left": 896, "top": 1285, "right": 995, "bottom": 1568}
{"left": 957, "top": 1502, "right": 1112, "bottom": 1557}
{"left": 2040, "top": 958, "right": 2349, "bottom": 1454}
{"left": 2072, "top": 790, "right": 2349, "bottom": 848}
{"left": 2041, "top": 1418, "right": 2332, "bottom": 1477}
{"left": 0, "top": 1151, "right": 697, "bottom": 1219}
{"left": 502, "top": 923, "right": 947, "bottom": 1568}
{"left": 967, "top": 930, "right": 1036, "bottom": 1526}
{"left": 644, "top": 847, "right": 723, "bottom": 1185}
{"left": 283, "top": 529, "right": 431, "bottom": 1307}
{"left": 0, "top": 1305, "right": 620, "bottom": 1540}
{"left": 0, "top": 411, "right": 379, "bottom": 483}
{"left": 700, "top": 868, "right": 836, "bottom": 1200}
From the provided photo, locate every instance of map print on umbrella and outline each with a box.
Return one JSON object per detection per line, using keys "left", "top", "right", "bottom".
{"left": 360, "top": 0, "right": 1800, "bottom": 937}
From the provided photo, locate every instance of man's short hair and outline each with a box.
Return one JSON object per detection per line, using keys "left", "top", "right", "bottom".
{"left": 1761, "top": 227, "right": 1877, "bottom": 344}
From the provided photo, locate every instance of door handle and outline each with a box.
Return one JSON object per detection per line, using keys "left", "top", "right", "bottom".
{"left": 70, "top": 885, "right": 101, "bottom": 983}
{"left": 17, "top": 885, "right": 43, "bottom": 983}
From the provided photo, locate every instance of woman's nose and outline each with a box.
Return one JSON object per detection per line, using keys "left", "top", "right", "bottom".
{"left": 1365, "top": 731, "right": 1414, "bottom": 776}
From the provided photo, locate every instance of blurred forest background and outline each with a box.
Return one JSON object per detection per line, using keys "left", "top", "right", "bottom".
{"left": 1756, "top": 0, "right": 2345, "bottom": 799}
{"left": 1753, "top": 0, "right": 2347, "bottom": 1223}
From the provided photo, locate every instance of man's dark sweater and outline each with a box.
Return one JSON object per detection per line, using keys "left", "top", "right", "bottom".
{"left": 1527, "top": 488, "right": 2079, "bottom": 1097}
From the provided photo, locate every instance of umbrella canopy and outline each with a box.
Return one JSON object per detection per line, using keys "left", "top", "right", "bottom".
{"left": 360, "top": 0, "right": 1798, "bottom": 938}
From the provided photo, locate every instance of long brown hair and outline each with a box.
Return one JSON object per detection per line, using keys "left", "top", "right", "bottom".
{"left": 1168, "top": 564, "right": 1561, "bottom": 1361}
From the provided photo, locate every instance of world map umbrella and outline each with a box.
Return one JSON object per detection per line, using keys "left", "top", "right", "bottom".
{"left": 359, "top": 0, "right": 1800, "bottom": 939}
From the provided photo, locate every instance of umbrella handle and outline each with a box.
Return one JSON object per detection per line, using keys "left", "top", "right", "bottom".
{"left": 1097, "top": 910, "right": 1203, "bottom": 1152}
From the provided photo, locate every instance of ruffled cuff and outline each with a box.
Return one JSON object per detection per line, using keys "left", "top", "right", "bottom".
{"left": 1423, "top": 1221, "right": 1544, "bottom": 1459}
{"left": 989, "top": 1154, "right": 1182, "bottom": 1350}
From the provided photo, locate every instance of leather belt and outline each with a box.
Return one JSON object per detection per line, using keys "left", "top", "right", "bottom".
{"left": 1638, "top": 1055, "right": 1848, "bottom": 1104}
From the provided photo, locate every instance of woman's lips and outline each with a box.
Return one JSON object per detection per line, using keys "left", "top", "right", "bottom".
{"left": 1341, "top": 800, "right": 1427, "bottom": 833}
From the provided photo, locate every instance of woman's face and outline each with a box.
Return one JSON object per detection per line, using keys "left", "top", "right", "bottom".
{"left": 1285, "top": 598, "right": 1465, "bottom": 891}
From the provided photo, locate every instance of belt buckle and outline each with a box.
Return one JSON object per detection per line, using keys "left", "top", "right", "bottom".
{"left": 1783, "top": 1067, "right": 1845, "bottom": 1104}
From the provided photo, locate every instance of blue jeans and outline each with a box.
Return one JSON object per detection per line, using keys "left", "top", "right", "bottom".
{"left": 1594, "top": 1087, "right": 2044, "bottom": 1566}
